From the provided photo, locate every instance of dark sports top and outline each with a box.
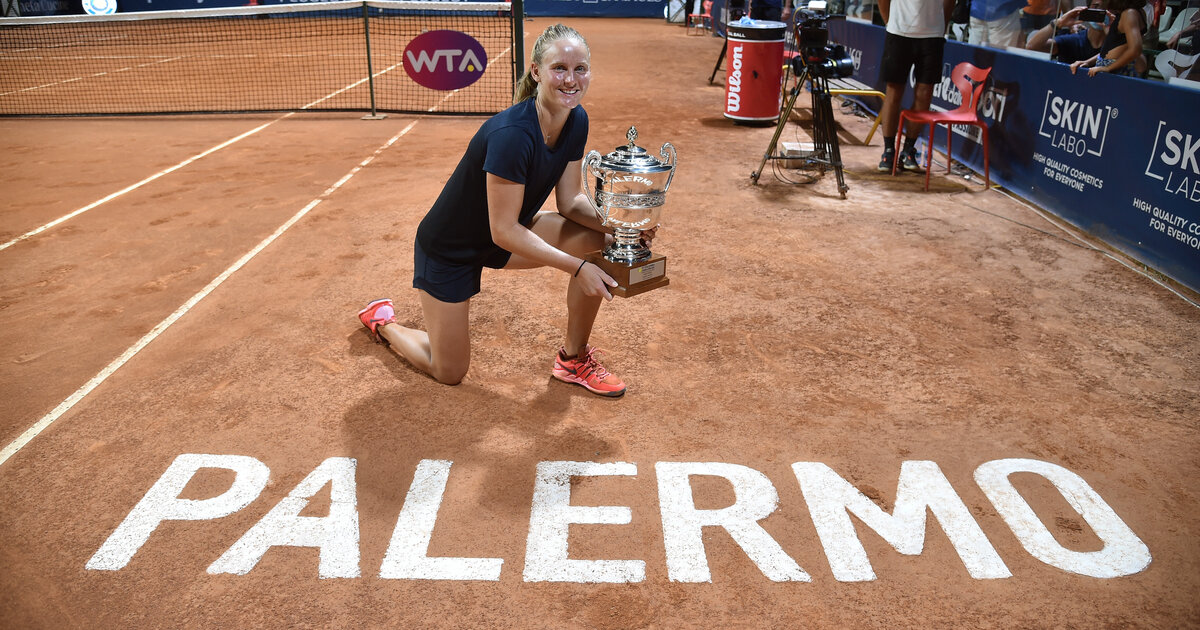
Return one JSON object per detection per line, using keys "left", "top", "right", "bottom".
{"left": 1100, "top": 9, "right": 1145, "bottom": 57}
{"left": 416, "top": 98, "right": 589, "bottom": 267}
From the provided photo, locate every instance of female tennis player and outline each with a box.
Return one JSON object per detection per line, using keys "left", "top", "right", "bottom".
{"left": 358, "top": 23, "right": 654, "bottom": 397}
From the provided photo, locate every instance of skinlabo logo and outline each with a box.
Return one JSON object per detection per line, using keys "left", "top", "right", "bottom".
{"left": 1144, "top": 121, "right": 1200, "bottom": 202}
{"left": 403, "top": 30, "right": 488, "bottom": 91}
{"left": 1038, "top": 91, "right": 1116, "bottom": 157}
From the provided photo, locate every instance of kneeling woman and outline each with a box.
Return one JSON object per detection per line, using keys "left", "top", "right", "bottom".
{"left": 358, "top": 24, "right": 652, "bottom": 397}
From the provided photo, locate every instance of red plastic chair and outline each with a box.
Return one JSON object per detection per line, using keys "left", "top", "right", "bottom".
{"left": 687, "top": 0, "right": 714, "bottom": 35}
{"left": 893, "top": 62, "right": 991, "bottom": 191}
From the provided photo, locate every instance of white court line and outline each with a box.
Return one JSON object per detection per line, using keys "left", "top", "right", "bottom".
{"left": 0, "top": 58, "right": 408, "bottom": 251}
{"left": 0, "top": 56, "right": 181, "bottom": 97}
{"left": 1, "top": 65, "right": 472, "bottom": 466}
{"left": 0, "top": 119, "right": 421, "bottom": 468}
{"left": 0, "top": 110, "right": 287, "bottom": 252}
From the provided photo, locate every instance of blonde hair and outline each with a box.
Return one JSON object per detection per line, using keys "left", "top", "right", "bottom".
{"left": 513, "top": 24, "right": 590, "bottom": 103}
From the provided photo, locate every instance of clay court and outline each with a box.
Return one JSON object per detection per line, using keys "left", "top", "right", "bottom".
{"left": 2, "top": 16, "right": 1199, "bottom": 629}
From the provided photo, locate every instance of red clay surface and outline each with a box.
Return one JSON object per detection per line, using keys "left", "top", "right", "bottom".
{"left": 2, "top": 17, "right": 1198, "bottom": 629}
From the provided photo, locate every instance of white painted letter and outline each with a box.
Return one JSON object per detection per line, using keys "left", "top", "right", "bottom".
{"left": 975, "top": 458, "right": 1151, "bottom": 578}
{"left": 207, "top": 457, "right": 360, "bottom": 578}
{"left": 86, "top": 454, "right": 269, "bottom": 571}
{"left": 523, "top": 461, "right": 644, "bottom": 583}
{"left": 793, "top": 461, "right": 1011, "bottom": 582}
{"left": 379, "top": 459, "right": 504, "bottom": 581}
{"left": 656, "top": 462, "right": 809, "bottom": 583}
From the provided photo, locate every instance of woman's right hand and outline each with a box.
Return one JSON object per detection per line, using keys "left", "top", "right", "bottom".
{"left": 1069, "top": 60, "right": 1086, "bottom": 74}
{"left": 574, "top": 261, "right": 618, "bottom": 301}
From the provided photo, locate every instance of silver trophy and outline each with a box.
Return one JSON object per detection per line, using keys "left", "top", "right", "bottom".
{"left": 582, "top": 126, "right": 677, "bottom": 297}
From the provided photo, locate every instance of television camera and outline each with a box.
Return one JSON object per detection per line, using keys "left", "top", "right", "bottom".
{"left": 751, "top": 1, "right": 854, "bottom": 196}
{"left": 793, "top": 6, "right": 854, "bottom": 80}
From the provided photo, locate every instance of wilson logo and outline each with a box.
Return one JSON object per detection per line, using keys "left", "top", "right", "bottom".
{"left": 726, "top": 44, "right": 744, "bottom": 112}
{"left": 403, "top": 30, "right": 487, "bottom": 91}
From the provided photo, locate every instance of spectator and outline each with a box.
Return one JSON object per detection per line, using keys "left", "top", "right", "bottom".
{"left": 1162, "top": 9, "right": 1200, "bottom": 80}
{"left": 1026, "top": 2, "right": 1106, "bottom": 61}
{"left": 1021, "top": 0, "right": 1070, "bottom": 42}
{"left": 1166, "top": 9, "right": 1199, "bottom": 54}
{"left": 970, "top": 0, "right": 1028, "bottom": 48}
{"left": 751, "top": 0, "right": 784, "bottom": 21}
{"left": 1070, "top": 0, "right": 1147, "bottom": 77}
{"left": 876, "top": 0, "right": 957, "bottom": 173}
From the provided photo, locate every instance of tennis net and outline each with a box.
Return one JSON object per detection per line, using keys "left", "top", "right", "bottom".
{"left": 0, "top": 0, "right": 520, "bottom": 116}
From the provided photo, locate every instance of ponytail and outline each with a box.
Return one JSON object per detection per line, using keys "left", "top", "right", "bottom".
{"left": 514, "top": 72, "right": 538, "bottom": 103}
{"left": 513, "top": 23, "right": 590, "bottom": 103}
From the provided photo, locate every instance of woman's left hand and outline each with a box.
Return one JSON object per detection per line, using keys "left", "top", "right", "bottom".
{"left": 1087, "top": 65, "right": 1108, "bottom": 77}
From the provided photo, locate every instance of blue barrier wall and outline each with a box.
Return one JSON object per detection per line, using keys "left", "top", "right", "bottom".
{"left": 830, "top": 18, "right": 1200, "bottom": 293}
{"left": 18, "top": 0, "right": 79, "bottom": 15}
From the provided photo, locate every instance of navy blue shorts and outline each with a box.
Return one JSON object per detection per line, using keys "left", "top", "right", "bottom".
{"left": 412, "top": 240, "right": 485, "bottom": 303}
{"left": 880, "top": 33, "right": 944, "bottom": 85}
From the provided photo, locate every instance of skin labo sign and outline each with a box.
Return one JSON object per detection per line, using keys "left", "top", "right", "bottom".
{"left": 86, "top": 456, "right": 1151, "bottom": 582}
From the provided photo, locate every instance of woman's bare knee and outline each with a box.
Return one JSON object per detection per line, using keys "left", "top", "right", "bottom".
{"left": 432, "top": 362, "right": 468, "bottom": 385}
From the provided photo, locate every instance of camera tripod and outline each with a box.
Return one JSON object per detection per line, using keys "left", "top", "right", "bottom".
{"left": 750, "top": 63, "right": 848, "bottom": 198}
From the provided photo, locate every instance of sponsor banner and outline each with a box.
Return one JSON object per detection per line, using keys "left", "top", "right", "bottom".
{"left": 403, "top": 29, "right": 488, "bottom": 90}
{"left": 114, "top": 0, "right": 488, "bottom": 13}
{"left": 17, "top": 0, "right": 77, "bottom": 15}
{"left": 115, "top": 0, "right": 253, "bottom": 10}
{"left": 106, "top": 0, "right": 658, "bottom": 18}
{"left": 82, "top": 0, "right": 117, "bottom": 13}
{"left": 524, "top": 0, "right": 663, "bottom": 17}
{"left": 830, "top": 19, "right": 1200, "bottom": 292}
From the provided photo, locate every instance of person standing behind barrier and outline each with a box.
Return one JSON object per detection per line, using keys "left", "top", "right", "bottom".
{"left": 876, "top": 0, "right": 956, "bottom": 173}
{"left": 357, "top": 24, "right": 653, "bottom": 397}
{"left": 1070, "top": 0, "right": 1146, "bottom": 77}
{"left": 969, "top": 0, "right": 1027, "bottom": 48}
{"left": 751, "top": 0, "right": 783, "bottom": 21}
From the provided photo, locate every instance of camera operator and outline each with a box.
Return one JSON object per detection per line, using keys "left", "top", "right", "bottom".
{"left": 877, "top": 0, "right": 956, "bottom": 173}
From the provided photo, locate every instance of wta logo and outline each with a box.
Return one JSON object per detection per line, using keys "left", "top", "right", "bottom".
{"left": 403, "top": 30, "right": 488, "bottom": 91}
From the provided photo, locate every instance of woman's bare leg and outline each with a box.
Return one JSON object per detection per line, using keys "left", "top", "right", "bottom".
{"left": 505, "top": 212, "right": 609, "bottom": 356}
{"left": 378, "top": 290, "right": 471, "bottom": 385}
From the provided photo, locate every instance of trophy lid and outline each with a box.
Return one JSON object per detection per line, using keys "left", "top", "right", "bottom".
{"left": 599, "top": 126, "right": 673, "bottom": 173}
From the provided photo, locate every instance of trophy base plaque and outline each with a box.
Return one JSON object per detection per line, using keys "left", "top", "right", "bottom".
{"left": 586, "top": 251, "right": 670, "bottom": 298}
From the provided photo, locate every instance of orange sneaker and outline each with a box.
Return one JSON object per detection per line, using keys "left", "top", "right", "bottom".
{"left": 552, "top": 345, "right": 626, "bottom": 397}
{"left": 357, "top": 298, "right": 396, "bottom": 344}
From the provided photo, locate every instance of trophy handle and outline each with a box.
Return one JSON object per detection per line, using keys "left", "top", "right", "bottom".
{"left": 581, "top": 150, "right": 609, "bottom": 225}
{"left": 660, "top": 142, "right": 677, "bottom": 192}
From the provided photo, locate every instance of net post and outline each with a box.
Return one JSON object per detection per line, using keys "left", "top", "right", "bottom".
{"left": 512, "top": 0, "right": 525, "bottom": 94}
{"left": 361, "top": 1, "right": 387, "bottom": 120}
